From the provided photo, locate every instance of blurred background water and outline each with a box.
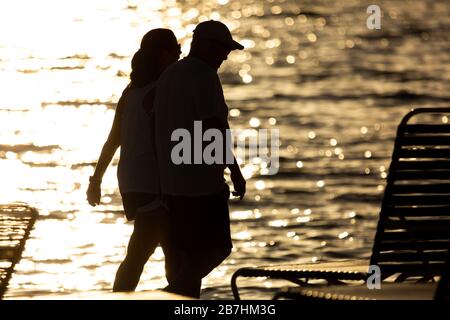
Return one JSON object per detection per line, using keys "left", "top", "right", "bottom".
{"left": 1, "top": 0, "right": 449, "bottom": 299}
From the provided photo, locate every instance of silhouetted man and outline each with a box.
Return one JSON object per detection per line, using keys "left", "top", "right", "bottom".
{"left": 154, "top": 20, "right": 246, "bottom": 298}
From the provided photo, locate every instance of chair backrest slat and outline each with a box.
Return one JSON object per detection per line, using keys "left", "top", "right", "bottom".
{"left": 380, "top": 241, "right": 450, "bottom": 252}
{"left": 370, "top": 108, "right": 450, "bottom": 280}
{"left": 403, "top": 124, "right": 450, "bottom": 134}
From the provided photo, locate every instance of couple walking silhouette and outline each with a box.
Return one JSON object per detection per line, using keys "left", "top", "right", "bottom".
{"left": 86, "top": 20, "right": 246, "bottom": 298}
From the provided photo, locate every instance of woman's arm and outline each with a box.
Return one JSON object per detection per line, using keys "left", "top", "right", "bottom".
{"left": 86, "top": 90, "right": 127, "bottom": 206}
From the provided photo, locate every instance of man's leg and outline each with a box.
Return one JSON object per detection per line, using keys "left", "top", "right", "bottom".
{"left": 113, "top": 209, "right": 163, "bottom": 292}
{"left": 162, "top": 189, "right": 232, "bottom": 298}
{"left": 162, "top": 246, "right": 231, "bottom": 298}
{"left": 162, "top": 249, "right": 202, "bottom": 298}
{"left": 160, "top": 196, "right": 198, "bottom": 297}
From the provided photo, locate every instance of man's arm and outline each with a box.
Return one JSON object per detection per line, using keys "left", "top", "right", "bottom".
{"left": 194, "top": 71, "right": 246, "bottom": 199}
{"left": 202, "top": 116, "right": 246, "bottom": 200}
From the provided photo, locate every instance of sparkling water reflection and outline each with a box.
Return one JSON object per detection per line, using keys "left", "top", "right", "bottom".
{"left": 1, "top": 0, "right": 450, "bottom": 299}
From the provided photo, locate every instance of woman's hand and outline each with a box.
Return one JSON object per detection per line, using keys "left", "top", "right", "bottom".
{"left": 231, "top": 170, "right": 246, "bottom": 200}
{"left": 87, "top": 178, "right": 101, "bottom": 206}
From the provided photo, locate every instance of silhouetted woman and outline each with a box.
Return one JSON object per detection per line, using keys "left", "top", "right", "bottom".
{"left": 86, "top": 29, "right": 180, "bottom": 291}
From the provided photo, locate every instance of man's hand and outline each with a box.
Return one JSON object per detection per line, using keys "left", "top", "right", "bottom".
{"left": 231, "top": 170, "right": 246, "bottom": 200}
{"left": 86, "top": 179, "right": 101, "bottom": 206}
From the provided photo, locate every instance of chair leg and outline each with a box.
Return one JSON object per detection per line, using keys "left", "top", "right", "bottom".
{"left": 231, "top": 270, "right": 242, "bottom": 300}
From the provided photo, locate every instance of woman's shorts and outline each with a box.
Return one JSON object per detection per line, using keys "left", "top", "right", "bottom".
{"left": 121, "top": 192, "right": 158, "bottom": 221}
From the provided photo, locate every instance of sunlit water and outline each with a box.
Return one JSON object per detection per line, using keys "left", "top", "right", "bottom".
{"left": 1, "top": 0, "right": 449, "bottom": 299}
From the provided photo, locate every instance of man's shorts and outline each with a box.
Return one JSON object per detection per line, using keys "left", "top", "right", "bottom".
{"left": 163, "top": 184, "right": 232, "bottom": 251}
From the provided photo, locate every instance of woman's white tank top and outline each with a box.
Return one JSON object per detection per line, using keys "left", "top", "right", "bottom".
{"left": 117, "top": 81, "right": 160, "bottom": 194}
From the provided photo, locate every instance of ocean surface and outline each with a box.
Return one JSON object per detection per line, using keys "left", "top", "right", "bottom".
{"left": 1, "top": 0, "right": 449, "bottom": 299}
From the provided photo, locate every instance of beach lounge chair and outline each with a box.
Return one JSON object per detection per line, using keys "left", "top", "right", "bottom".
{"left": 0, "top": 204, "right": 38, "bottom": 299}
{"left": 272, "top": 247, "right": 450, "bottom": 300}
{"left": 231, "top": 107, "right": 450, "bottom": 299}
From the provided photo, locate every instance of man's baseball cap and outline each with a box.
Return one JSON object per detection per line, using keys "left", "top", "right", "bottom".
{"left": 193, "top": 20, "right": 244, "bottom": 50}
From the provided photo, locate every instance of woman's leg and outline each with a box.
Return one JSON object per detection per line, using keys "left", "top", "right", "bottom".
{"left": 113, "top": 209, "right": 162, "bottom": 292}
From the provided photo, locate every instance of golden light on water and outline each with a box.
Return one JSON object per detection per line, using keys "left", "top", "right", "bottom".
{"left": 1, "top": 0, "right": 264, "bottom": 297}
{"left": 0, "top": 0, "right": 218, "bottom": 296}
{"left": 2, "top": 0, "right": 446, "bottom": 299}
{"left": 0, "top": 0, "right": 251, "bottom": 207}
